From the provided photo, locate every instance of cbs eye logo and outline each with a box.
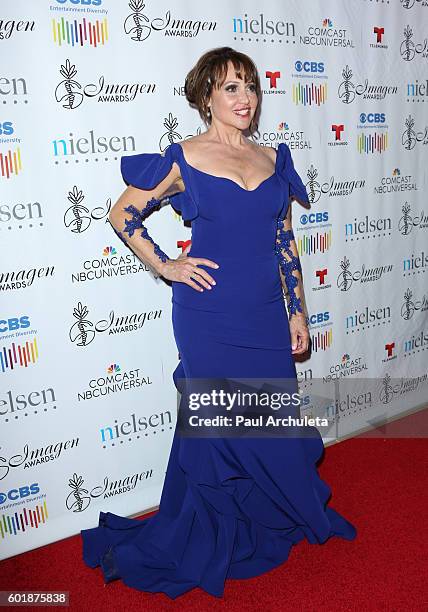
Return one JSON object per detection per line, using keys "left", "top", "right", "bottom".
{"left": 360, "top": 113, "right": 386, "bottom": 124}
{"left": 0, "top": 316, "right": 30, "bottom": 334}
{"left": 0, "top": 483, "right": 40, "bottom": 504}
{"left": 295, "top": 61, "right": 324, "bottom": 73}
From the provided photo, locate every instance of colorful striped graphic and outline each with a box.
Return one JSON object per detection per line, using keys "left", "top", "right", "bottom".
{"left": 52, "top": 17, "right": 108, "bottom": 47}
{"left": 292, "top": 82, "right": 327, "bottom": 106}
{"left": 0, "top": 500, "right": 48, "bottom": 539}
{"left": 297, "top": 230, "right": 332, "bottom": 256}
{"left": 311, "top": 328, "right": 333, "bottom": 352}
{"left": 0, "top": 338, "right": 39, "bottom": 373}
{"left": 0, "top": 148, "right": 22, "bottom": 178}
{"left": 357, "top": 132, "right": 388, "bottom": 154}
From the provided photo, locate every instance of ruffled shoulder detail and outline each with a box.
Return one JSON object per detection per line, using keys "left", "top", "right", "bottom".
{"left": 120, "top": 142, "right": 199, "bottom": 222}
{"left": 276, "top": 143, "right": 309, "bottom": 217}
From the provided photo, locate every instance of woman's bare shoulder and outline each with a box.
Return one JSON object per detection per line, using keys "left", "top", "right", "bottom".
{"left": 178, "top": 135, "right": 212, "bottom": 165}
{"left": 252, "top": 142, "right": 277, "bottom": 163}
{"left": 178, "top": 135, "right": 208, "bottom": 153}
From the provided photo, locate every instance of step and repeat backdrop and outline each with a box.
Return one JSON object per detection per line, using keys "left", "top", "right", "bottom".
{"left": 1, "top": 0, "right": 427, "bottom": 559}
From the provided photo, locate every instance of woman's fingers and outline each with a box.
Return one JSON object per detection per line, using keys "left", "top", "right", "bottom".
{"left": 185, "top": 260, "right": 218, "bottom": 288}
{"left": 179, "top": 263, "right": 212, "bottom": 292}
{"left": 296, "top": 330, "right": 309, "bottom": 353}
{"left": 189, "top": 272, "right": 214, "bottom": 290}
{"left": 186, "top": 278, "right": 205, "bottom": 292}
{"left": 191, "top": 267, "right": 216, "bottom": 288}
{"left": 185, "top": 272, "right": 211, "bottom": 291}
{"left": 161, "top": 258, "right": 218, "bottom": 292}
{"left": 291, "top": 329, "right": 299, "bottom": 352}
{"left": 290, "top": 323, "right": 310, "bottom": 354}
{"left": 190, "top": 257, "right": 220, "bottom": 269}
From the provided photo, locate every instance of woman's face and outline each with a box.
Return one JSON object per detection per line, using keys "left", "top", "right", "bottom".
{"left": 208, "top": 60, "right": 258, "bottom": 130}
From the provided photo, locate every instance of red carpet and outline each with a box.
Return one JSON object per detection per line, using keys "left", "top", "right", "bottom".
{"left": 1, "top": 410, "right": 427, "bottom": 611}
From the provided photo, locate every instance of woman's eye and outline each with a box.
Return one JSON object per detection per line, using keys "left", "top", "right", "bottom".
{"left": 225, "top": 84, "right": 257, "bottom": 93}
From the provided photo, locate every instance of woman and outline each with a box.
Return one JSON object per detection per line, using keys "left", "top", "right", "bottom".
{"left": 81, "top": 47, "right": 356, "bottom": 599}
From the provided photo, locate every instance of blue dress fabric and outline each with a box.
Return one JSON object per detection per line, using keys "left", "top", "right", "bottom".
{"left": 81, "top": 142, "right": 357, "bottom": 599}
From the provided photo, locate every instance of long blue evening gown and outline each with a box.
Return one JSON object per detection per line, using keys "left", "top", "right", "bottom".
{"left": 81, "top": 141, "right": 357, "bottom": 599}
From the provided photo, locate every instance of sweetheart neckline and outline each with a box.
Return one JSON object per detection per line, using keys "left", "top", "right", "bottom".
{"left": 173, "top": 141, "right": 279, "bottom": 193}
{"left": 187, "top": 165, "right": 277, "bottom": 193}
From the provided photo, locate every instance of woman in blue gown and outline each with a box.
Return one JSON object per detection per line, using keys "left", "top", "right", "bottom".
{"left": 81, "top": 47, "right": 356, "bottom": 599}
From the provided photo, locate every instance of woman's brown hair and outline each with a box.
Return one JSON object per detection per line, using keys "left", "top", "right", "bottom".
{"left": 184, "top": 46, "right": 261, "bottom": 135}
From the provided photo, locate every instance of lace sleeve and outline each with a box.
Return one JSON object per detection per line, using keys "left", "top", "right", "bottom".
{"left": 275, "top": 143, "right": 309, "bottom": 318}
{"left": 111, "top": 143, "right": 198, "bottom": 270}
{"left": 275, "top": 206, "right": 307, "bottom": 318}
{"left": 114, "top": 198, "right": 170, "bottom": 265}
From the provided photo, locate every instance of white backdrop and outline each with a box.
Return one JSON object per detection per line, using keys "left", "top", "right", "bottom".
{"left": 1, "top": 0, "right": 427, "bottom": 560}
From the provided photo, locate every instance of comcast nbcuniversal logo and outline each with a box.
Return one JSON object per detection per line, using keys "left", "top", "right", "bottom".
{"left": 77, "top": 362, "right": 152, "bottom": 402}
{"left": 69, "top": 301, "right": 162, "bottom": 346}
{"left": 71, "top": 245, "right": 147, "bottom": 284}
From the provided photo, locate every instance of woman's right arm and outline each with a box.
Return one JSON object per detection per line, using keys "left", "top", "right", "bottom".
{"left": 109, "top": 161, "right": 218, "bottom": 292}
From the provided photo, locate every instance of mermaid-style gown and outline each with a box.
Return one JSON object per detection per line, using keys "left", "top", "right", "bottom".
{"left": 81, "top": 142, "right": 356, "bottom": 599}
